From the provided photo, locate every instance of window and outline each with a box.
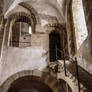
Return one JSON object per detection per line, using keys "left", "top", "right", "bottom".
{"left": 10, "top": 22, "right": 32, "bottom": 47}
{"left": 49, "top": 31, "right": 61, "bottom": 61}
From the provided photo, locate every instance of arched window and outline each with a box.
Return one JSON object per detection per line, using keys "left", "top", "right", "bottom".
{"left": 10, "top": 22, "right": 32, "bottom": 47}
{"left": 49, "top": 31, "right": 62, "bottom": 61}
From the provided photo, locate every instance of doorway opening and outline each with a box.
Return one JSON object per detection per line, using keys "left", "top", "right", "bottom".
{"left": 8, "top": 76, "right": 53, "bottom": 92}
{"left": 49, "top": 31, "right": 62, "bottom": 61}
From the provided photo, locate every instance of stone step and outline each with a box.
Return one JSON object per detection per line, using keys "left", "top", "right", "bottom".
{"left": 66, "top": 63, "right": 92, "bottom": 91}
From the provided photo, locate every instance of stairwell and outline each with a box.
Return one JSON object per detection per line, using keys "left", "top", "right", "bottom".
{"left": 67, "top": 62, "right": 92, "bottom": 92}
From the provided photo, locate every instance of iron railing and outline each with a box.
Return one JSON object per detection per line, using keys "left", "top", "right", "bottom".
{"left": 56, "top": 47, "right": 80, "bottom": 92}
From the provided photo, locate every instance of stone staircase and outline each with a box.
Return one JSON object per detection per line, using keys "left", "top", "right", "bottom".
{"left": 67, "top": 62, "right": 92, "bottom": 92}
{"left": 41, "top": 69, "right": 73, "bottom": 92}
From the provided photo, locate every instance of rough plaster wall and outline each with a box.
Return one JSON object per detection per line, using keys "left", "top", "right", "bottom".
{"left": 72, "top": 0, "right": 88, "bottom": 50}
{"left": 72, "top": 0, "right": 92, "bottom": 74}
{"left": 76, "top": 0, "right": 92, "bottom": 74}
{"left": 83, "top": 0, "right": 92, "bottom": 58}
{"left": 0, "top": 46, "right": 47, "bottom": 85}
{"left": 76, "top": 38, "right": 92, "bottom": 74}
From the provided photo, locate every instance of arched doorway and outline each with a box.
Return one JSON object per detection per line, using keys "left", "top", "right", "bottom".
{"left": 8, "top": 76, "right": 53, "bottom": 92}
{"left": 49, "top": 31, "right": 62, "bottom": 61}
{"left": 1, "top": 70, "right": 74, "bottom": 92}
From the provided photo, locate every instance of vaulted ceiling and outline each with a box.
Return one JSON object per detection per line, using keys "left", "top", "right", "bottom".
{"left": 4, "top": 0, "right": 69, "bottom": 23}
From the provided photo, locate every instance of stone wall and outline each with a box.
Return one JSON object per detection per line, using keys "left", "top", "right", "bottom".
{"left": 0, "top": 46, "right": 48, "bottom": 85}
{"left": 82, "top": 0, "right": 92, "bottom": 60}
{"left": 31, "top": 34, "right": 49, "bottom": 51}
{"left": 72, "top": 0, "right": 92, "bottom": 74}
{"left": 1, "top": 0, "right": 92, "bottom": 89}
{"left": 77, "top": 0, "right": 92, "bottom": 74}
{"left": 72, "top": 0, "right": 88, "bottom": 50}
{"left": 76, "top": 38, "right": 92, "bottom": 73}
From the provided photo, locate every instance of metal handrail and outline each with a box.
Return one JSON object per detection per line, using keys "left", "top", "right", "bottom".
{"left": 56, "top": 47, "right": 80, "bottom": 92}
{"left": 57, "top": 48, "right": 75, "bottom": 62}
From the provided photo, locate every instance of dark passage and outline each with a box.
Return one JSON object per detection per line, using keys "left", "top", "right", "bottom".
{"left": 49, "top": 31, "right": 61, "bottom": 61}
{"left": 8, "top": 77, "right": 53, "bottom": 92}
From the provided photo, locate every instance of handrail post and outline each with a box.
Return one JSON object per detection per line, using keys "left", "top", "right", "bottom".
{"left": 55, "top": 45, "right": 58, "bottom": 73}
{"left": 63, "top": 52, "right": 67, "bottom": 76}
{"left": 75, "top": 57, "right": 80, "bottom": 92}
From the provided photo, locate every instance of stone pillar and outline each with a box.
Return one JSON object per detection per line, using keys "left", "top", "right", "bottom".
{"left": 72, "top": 0, "right": 88, "bottom": 50}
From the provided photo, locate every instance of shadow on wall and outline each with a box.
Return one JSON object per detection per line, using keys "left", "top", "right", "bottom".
{"left": 82, "top": 0, "right": 92, "bottom": 66}
{"left": 76, "top": 38, "right": 92, "bottom": 74}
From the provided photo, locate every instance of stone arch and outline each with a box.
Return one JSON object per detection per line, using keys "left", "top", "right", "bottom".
{"left": 44, "top": 23, "right": 69, "bottom": 60}
{"left": 49, "top": 62, "right": 86, "bottom": 92}
{"left": 44, "top": 23, "right": 66, "bottom": 34}
{"left": 5, "top": 2, "right": 40, "bottom": 26}
{"left": 4, "top": 2, "right": 41, "bottom": 36}
{"left": 44, "top": 23, "right": 67, "bottom": 52}
{"left": 57, "top": 72, "right": 78, "bottom": 92}
{"left": 8, "top": 11, "right": 36, "bottom": 36}
{"left": 8, "top": 11, "right": 38, "bottom": 31}
{"left": 54, "top": 61, "right": 87, "bottom": 92}
{"left": 3, "top": 2, "right": 41, "bottom": 47}
{"left": 8, "top": 76, "right": 53, "bottom": 92}
{"left": 1, "top": 70, "right": 59, "bottom": 92}
{"left": 1, "top": 70, "right": 74, "bottom": 92}
{"left": 44, "top": 22, "right": 77, "bottom": 57}
{"left": 57, "top": 69, "right": 86, "bottom": 92}
{"left": 19, "top": 2, "right": 41, "bottom": 26}
{"left": 8, "top": 12, "right": 33, "bottom": 25}
{"left": 3, "top": 11, "right": 38, "bottom": 47}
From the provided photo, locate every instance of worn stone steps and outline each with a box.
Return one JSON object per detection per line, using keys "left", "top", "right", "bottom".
{"left": 67, "top": 63, "right": 92, "bottom": 92}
